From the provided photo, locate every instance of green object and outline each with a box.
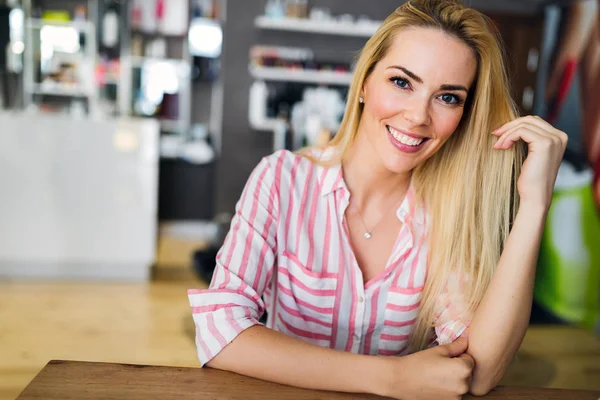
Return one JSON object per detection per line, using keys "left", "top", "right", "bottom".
{"left": 535, "top": 163, "right": 600, "bottom": 332}
{"left": 41, "top": 11, "right": 71, "bottom": 22}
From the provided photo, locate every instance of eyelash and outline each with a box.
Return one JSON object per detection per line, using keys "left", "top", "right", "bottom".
{"left": 389, "top": 76, "right": 464, "bottom": 106}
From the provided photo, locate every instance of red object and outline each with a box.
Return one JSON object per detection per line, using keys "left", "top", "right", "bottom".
{"left": 156, "top": 0, "right": 165, "bottom": 20}
{"left": 547, "top": 59, "right": 578, "bottom": 124}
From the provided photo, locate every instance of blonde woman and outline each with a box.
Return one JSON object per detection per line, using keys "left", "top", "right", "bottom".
{"left": 188, "top": 0, "right": 567, "bottom": 398}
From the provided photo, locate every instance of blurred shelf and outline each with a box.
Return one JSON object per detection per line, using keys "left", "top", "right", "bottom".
{"left": 130, "top": 56, "right": 189, "bottom": 68}
{"left": 255, "top": 16, "right": 381, "bottom": 37}
{"left": 160, "top": 119, "right": 188, "bottom": 132}
{"left": 131, "top": 30, "right": 188, "bottom": 39}
{"left": 30, "top": 83, "right": 91, "bottom": 97}
{"left": 249, "top": 117, "right": 283, "bottom": 131}
{"left": 249, "top": 65, "right": 352, "bottom": 85}
{"left": 100, "top": 79, "right": 119, "bottom": 86}
{"left": 25, "top": 18, "right": 94, "bottom": 32}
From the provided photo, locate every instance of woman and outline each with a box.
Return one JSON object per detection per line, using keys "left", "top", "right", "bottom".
{"left": 189, "top": 1, "right": 567, "bottom": 398}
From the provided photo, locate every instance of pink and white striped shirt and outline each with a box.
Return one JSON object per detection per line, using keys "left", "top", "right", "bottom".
{"left": 188, "top": 149, "right": 468, "bottom": 366}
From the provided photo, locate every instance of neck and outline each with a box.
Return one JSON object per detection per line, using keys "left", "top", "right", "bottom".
{"left": 342, "top": 133, "right": 411, "bottom": 211}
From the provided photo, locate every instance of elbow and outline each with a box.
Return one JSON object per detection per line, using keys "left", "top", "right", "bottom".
{"left": 467, "top": 353, "right": 508, "bottom": 396}
{"left": 469, "top": 377, "right": 496, "bottom": 397}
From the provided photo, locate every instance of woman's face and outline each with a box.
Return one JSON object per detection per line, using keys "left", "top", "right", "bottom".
{"left": 359, "top": 27, "right": 477, "bottom": 173}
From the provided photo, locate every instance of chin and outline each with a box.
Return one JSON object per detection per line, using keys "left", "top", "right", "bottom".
{"left": 380, "top": 151, "right": 419, "bottom": 174}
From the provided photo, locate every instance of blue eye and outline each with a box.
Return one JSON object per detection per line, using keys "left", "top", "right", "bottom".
{"left": 440, "top": 93, "right": 462, "bottom": 105}
{"left": 391, "top": 77, "right": 410, "bottom": 89}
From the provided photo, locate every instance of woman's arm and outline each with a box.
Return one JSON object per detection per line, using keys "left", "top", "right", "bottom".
{"left": 466, "top": 203, "right": 546, "bottom": 395}
{"left": 189, "top": 156, "right": 280, "bottom": 366}
{"left": 207, "top": 325, "right": 389, "bottom": 396}
{"left": 209, "top": 324, "right": 476, "bottom": 399}
{"left": 468, "top": 116, "right": 568, "bottom": 395}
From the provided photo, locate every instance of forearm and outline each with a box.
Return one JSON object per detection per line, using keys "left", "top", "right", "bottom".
{"left": 207, "top": 325, "right": 390, "bottom": 396}
{"left": 467, "top": 203, "right": 547, "bottom": 394}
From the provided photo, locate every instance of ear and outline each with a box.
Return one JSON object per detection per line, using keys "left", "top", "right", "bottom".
{"left": 359, "top": 88, "right": 366, "bottom": 104}
{"left": 360, "top": 78, "right": 369, "bottom": 103}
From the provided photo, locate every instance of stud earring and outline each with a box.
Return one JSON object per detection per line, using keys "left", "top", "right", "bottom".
{"left": 359, "top": 97, "right": 364, "bottom": 103}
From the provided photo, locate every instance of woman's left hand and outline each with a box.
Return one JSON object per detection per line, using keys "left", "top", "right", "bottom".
{"left": 492, "top": 115, "right": 568, "bottom": 210}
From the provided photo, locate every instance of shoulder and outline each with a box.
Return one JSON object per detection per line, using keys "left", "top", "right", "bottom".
{"left": 261, "top": 148, "right": 327, "bottom": 185}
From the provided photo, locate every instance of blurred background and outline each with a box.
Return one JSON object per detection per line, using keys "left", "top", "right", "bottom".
{"left": 0, "top": 0, "right": 598, "bottom": 398}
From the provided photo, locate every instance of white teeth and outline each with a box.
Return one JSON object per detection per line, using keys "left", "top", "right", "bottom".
{"left": 387, "top": 126, "right": 424, "bottom": 146}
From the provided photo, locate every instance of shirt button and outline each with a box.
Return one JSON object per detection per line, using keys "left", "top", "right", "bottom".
{"left": 358, "top": 296, "right": 364, "bottom": 303}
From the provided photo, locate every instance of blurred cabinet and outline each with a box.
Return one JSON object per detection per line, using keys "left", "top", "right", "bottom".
{"left": 488, "top": 13, "right": 546, "bottom": 114}
{"left": 0, "top": 113, "right": 159, "bottom": 280}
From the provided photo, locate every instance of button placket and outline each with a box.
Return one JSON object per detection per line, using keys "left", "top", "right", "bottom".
{"left": 352, "top": 283, "right": 367, "bottom": 346}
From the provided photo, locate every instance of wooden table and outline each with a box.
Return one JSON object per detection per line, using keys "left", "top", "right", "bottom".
{"left": 17, "top": 360, "right": 600, "bottom": 400}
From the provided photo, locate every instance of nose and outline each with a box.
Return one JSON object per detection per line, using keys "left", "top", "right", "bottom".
{"left": 403, "top": 96, "right": 431, "bottom": 126}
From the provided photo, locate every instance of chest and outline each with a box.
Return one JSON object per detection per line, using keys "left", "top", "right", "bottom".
{"left": 275, "top": 189, "right": 426, "bottom": 289}
{"left": 344, "top": 209, "right": 404, "bottom": 284}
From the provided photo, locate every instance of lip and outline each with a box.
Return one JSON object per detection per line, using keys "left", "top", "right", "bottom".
{"left": 386, "top": 125, "right": 429, "bottom": 154}
{"left": 386, "top": 125, "right": 428, "bottom": 140}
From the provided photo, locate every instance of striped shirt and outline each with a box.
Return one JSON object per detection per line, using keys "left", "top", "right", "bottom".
{"left": 188, "top": 149, "right": 468, "bottom": 366}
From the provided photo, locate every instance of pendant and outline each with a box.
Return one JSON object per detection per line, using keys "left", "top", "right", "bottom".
{"left": 364, "top": 232, "right": 372, "bottom": 239}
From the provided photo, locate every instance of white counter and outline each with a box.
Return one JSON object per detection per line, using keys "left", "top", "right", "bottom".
{"left": 0, "top": 113, "right": 159, "bottom": 280}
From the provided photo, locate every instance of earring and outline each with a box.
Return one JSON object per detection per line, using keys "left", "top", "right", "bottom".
{"left": 359, "top": 97, "right": 364, "bottom": 103}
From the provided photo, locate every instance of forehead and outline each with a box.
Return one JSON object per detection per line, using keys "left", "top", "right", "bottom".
{"left": 378, "top": 27, "right": 477, "bottom": 87}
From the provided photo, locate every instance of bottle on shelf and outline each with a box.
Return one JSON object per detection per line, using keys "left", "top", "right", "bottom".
{"left": 297, "top": 0, "right": 308, "bottom": 19}
{"left": 286, "top": 0, "right": 308, "bottom": 19}
{"left": 265, "top": 0, "right": 285, "bottom": 19}
{"left": 158, "top": 0, "right": 189, "bottom": 36}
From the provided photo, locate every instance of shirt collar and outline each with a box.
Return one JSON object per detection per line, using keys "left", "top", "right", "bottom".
{"left": 319, "top": 162, "right": 345, "bottom": 197}
{"left": 316, "top": 147, "right": 346, "bottom": 197}
{"left": 397, "top": 183, "right": 427, "bottom": 227}
{"left": 315, "top": 147, "right": 427, "bottom": 226}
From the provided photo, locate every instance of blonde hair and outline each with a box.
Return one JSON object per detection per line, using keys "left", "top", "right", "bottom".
{"left": 299, "top": 0, "right": 526, "bottom": 352}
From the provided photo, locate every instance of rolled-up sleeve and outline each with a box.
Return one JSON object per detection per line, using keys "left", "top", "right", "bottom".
{"left": 434, "top": 272, "right": 471, "bottom": 345}
{"left": 188, "top": 156, "right": 279, "bottom": 366}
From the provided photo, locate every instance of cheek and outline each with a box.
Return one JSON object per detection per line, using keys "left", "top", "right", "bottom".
{"left": 365, "top": 86, "right": 402, "bottom": 121}
{"left": 433, "top": 109, "right": 464, "bottom": 140}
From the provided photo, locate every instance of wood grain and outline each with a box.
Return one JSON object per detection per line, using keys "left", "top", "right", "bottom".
{"left": 16, "top": 360, "right": 600, "bottom": 400}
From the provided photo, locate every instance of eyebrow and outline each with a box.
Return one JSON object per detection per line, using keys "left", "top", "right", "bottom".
{"left": 386, "top": 65, "right": 469, "bottom": 93}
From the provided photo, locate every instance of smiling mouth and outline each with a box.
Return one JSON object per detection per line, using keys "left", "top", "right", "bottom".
{"left": 386, "top": 125, "right": 430, "bottom": 147}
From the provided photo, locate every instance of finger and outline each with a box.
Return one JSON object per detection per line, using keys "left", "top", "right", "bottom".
{"left": 497, "top": 115, "right": 566, "bottom": 144}
{"left": 496, "top": 121, "right": 568, "bottom": 149}
{"left": 494, "top": 126, "right": 546, "bottom": 150}
{"left": 457, "top": 353, "right": 475, "bottom": 370}
{"left": 496, "top": 129, "right": 547, "bottom": 151}
{"left": 441, "top": 336, "right": 468, "bottom": 357}
{"left": 493, "top": 115, "right": 554, "bottom": 136}
{"left": 458, "top": 354, "right": 475, "bottom": 390}
{"left": 494, "top": 121, "right": 550, "bottom": 148}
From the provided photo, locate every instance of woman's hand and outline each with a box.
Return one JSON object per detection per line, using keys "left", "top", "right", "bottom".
{"left": 492, "top": 115, "right": 568, "bottom": 210}
{"left": 380, "top": 336, "right": 474, "bottom": 400}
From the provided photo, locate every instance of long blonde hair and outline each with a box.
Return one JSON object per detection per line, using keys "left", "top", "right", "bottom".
{"left": 300, "top": 0, "right": 526, "bottom": 352}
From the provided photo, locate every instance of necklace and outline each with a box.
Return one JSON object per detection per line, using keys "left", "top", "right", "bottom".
{"left": 351, "top": 193, "right": 406, "bottom": 240}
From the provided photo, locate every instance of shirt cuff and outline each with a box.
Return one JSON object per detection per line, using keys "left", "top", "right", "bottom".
{"left": 435, "top": 319, "right": 469, "bottom": 345}
{"left": 192, "top": 306, "right": 261, "bottom": 367}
